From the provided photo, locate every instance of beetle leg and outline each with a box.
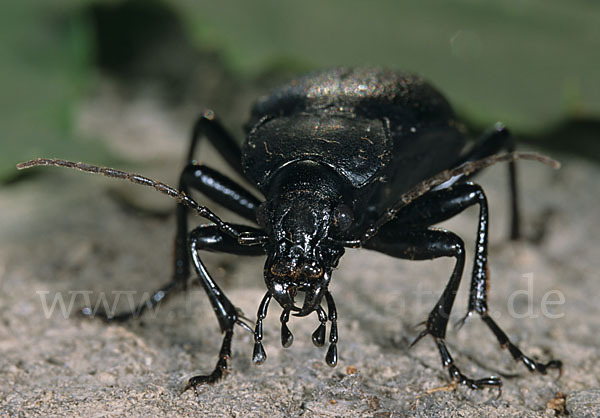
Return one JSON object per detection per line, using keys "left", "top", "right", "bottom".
{"left": 82, "top": 221, "right": 264, "bottom": 325}
{"left": 368, "top": 184, "right": 561, "bottom": 382}
{"left": 174, "top": 111, "right": 264, "bottom": 311}
{"left": 479, "top": 315, "right": 562, "bottom": 375}
{"left": 188, "top": 110, "right": 245, "bottom": 176}
{"left": 365, "top": 229, "right": 466, "bottom": 343}
{"left": 389, "top": 183, "right": 491, "bottom": 325}
{"left": 136, "top": 110, "right": 262, "bottom": 319}
{"left": 177, "top": 225, "right": 266, "bottom": 392}
{"left": 80, "top": 280, "right": 181, "bottom": 323}
{"left": 394, "top": 184, "right": 561, "bottom": 374}
{"left": 365, "top": 228, "right": 502, "bottom": 388}
{"left": 73, "top": 149, "right": 262, "bottom": 323}
{"left": 178, "top": 114, "right": 268, "bottom": 384}
{"left": 179, "top": 163, "right": 262, "bottom": 223}
{"left": 455, "top": 123, "right": 520, "bottom": 239}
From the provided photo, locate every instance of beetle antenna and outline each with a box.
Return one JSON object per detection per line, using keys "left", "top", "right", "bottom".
{"left": 362, "top": 152, "right": 560, "bottom": 243}
{"left": 17, "top": 158, "right": 240, "bottom": 238}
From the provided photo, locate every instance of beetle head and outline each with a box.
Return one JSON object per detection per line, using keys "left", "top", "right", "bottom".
{"left": 258, "top": 161, "right": 351, "bottom": 316}
{"left": 262, "top": 191, "right": 344, "bottom": 316}
{"left": 254, "top": 186, "right": 345, "bottom": 366}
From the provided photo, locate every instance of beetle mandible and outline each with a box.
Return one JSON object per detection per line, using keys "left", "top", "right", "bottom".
{"left": 18, "top": 68, "right": 562, "bottom": 392}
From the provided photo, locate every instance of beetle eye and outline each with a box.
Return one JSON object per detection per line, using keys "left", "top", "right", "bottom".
{"left": 333, "top": 204, "right": 353, "bottom": 231}
{"left": 256, "top": 202, "right": 269, "bottom": 227}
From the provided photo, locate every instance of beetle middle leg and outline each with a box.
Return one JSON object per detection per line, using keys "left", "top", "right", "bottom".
{"left": 365, "top": 182, "right": 561, "bottom": 387}
{"left": 393, "top": 182, "right": 492, "bottom": 325}
{"left": 399, "top": 182, "right": 560, "bottom": 375}
{"left": 365, "top": 227, "right": 501, "bottom": 388}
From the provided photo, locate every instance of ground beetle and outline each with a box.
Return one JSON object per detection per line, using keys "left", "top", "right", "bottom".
{"left": 19, "top": 68, "right": 562, "bottom": 393}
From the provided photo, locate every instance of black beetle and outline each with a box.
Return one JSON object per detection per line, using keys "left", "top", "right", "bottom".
{"left": 18, "top": 68, "right": 561, "bottom": 392}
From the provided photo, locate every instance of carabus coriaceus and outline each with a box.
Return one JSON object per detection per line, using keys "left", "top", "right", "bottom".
{"left": 18, "top": 68, "right": 561, "bottom": 393}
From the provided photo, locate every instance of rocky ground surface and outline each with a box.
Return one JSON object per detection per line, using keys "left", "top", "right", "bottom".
{"left": 1, "top": 80, "right": 599, "bottom": 417}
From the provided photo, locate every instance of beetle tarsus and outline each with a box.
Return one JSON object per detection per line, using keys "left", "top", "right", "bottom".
{"left": 480, "top": 314, "right": 563, "bottom": 376}
{"left": 182, "top": 330, "right": 233, "bottom": 394}
{"left": 80, "top": 279, "right": 181, "bottom": 323}
{"left": 437, "top": 338, "right": 503, "bottom": 391}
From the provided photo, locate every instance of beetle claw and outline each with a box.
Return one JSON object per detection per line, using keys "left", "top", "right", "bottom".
{"left": 454, "top": 311, "right": 472, "bottom": 332}
{"left": 410, "top": 328, "right": 430, "bottom": 348}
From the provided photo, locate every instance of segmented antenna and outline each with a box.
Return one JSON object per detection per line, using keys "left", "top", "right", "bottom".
{"left": 361, "top": 152, "right": 560, "bottom": 243}
{"left": 16, "top": 158, "right": 240, "bottom": 238}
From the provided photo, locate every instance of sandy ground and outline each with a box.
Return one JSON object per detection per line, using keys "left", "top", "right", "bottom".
{"left": 1, "top": 87, "right": 599, "bottom": 416}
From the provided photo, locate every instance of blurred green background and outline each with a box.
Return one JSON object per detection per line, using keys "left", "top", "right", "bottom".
{"left": 2, "top": 0, "right": 599, "bottom": 182}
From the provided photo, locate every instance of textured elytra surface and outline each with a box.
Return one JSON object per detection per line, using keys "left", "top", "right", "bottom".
{"left": 1, "top": 82, "right": 599, "bottom": 417}
{"left": 248, "top": 68, "right": 454, "bottom": 125}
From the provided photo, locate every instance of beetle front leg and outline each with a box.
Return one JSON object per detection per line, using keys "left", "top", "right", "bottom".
{"left": 183, "top": 224, "right": 266, "bottom": 392}
{"left": 140, "top": 110, "right": 262, "bottom": 316}
{"left": 365, "top": 228, "right": 501, "bottom": 389}
{"left": 174, "top": 112, "right": 263, "bottom": 295}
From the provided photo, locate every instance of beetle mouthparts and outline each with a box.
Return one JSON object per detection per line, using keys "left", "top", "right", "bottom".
{"left": 292, "top": 286, "right": 323, "bottom": 317}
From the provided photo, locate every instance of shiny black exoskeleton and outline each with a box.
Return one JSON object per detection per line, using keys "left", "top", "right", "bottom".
{"left": 19, "top": 68, "right": 561, "bottom": 393}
